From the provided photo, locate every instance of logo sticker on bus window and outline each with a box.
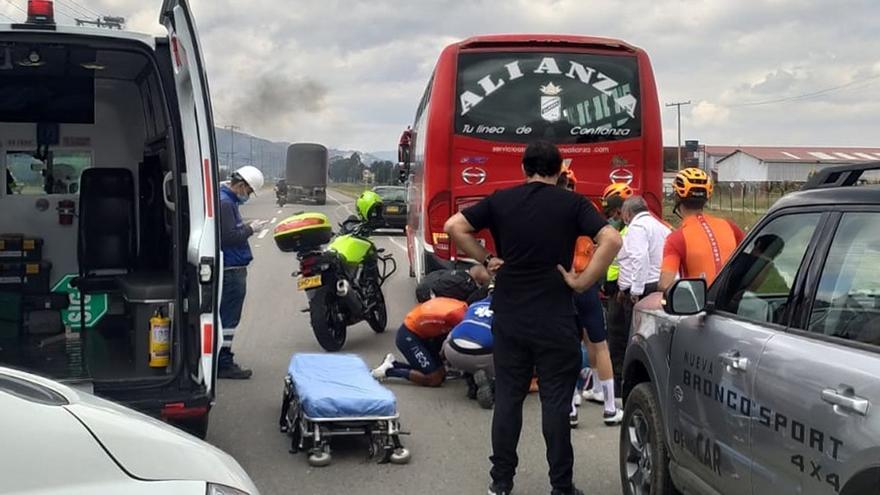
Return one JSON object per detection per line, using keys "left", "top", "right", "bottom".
{"left": 540, "top": 82, "right": 563, "bottom": 122}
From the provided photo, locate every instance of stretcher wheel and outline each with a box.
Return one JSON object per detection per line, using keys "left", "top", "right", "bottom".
{"left": 390, "top": 447, "right": 411, "bottom": 465}
{"left": 308, "top": 451, "right": 332, "bottom": 467}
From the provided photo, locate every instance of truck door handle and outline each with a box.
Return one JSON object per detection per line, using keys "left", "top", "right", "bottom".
{"left": 719, "top": 351, "right": 749, "bottom": 372}
{"left": 821, "top": 388, "right": 870, "bottom": 416}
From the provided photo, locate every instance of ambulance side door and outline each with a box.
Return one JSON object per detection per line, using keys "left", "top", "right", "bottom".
{"left": 160, "top": 0, "right": 221, "bottom": 396}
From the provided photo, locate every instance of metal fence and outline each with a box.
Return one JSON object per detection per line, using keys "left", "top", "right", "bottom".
{"left": 706, "top": 181, "right": 803, "bottom": 213}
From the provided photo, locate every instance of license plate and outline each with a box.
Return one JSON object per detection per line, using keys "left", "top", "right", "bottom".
{"left": 386, "top": 206, "right": 400, "bottom": 213}
{"left": 297, "top": 274, "right": 322, "bottom": 290}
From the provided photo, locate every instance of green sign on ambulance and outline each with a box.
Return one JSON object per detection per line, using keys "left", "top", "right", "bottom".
{"left": 52, "top": 274, "right": 108, "bottom": 329}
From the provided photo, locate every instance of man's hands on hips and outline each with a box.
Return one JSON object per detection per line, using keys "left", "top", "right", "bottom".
{"left": 486, "top": 256, "right": 505, "bottom": 275}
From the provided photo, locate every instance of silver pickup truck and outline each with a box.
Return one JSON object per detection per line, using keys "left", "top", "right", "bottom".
{"left": 619, "top": 164, "right": 880, "bottom": 495}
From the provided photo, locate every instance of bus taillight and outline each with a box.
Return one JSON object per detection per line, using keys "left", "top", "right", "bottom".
{"left": 427, "top": 192, "right": 451, "bottom": 259}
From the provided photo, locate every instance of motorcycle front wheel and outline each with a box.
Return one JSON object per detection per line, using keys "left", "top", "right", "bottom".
{"left": 308, "top": 287, "right": 348, "bottom": 351}
{"left": 366, "top": 284, "right": 387, "bottom": 333}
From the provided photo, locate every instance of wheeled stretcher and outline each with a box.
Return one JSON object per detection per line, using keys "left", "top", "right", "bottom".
{"left": 279, "top": 353, "right": 410, "bottom": 467}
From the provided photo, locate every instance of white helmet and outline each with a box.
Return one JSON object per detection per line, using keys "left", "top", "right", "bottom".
{"left": 233, "top": 165, "right": 264, "bottom": 195}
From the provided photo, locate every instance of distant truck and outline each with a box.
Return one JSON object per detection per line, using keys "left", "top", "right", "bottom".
{"left": 283, "top": 143, "right": 328, "bottom": 205}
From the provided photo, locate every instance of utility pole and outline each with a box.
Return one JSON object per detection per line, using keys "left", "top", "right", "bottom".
{"left": 224, "top": 124, "right": 240, "bottom": 168}
{"left": 665, "top": 101, "right": 691, "bottom": 170}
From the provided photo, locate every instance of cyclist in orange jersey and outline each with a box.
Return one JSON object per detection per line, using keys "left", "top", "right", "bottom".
{"left": 659, "top": 168, "right": 744, "bottom": 292}
{"left": 371, "top": 297, "right": 468, "bottom": 387}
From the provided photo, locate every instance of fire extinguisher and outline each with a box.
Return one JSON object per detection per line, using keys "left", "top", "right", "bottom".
{"left": 57, "top": 200, "right": 75, "bottom": 225}
{"left": 149, "top": 308, "right": 171, "bottom": 368}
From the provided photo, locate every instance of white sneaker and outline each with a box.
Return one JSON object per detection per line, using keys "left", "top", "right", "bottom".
{"left": 603, "top": 408, "right": 624, "bottom": 426}
{"left": 582, "top": 388, "right": 605, "bottom": 404}
{"left": 573, "top": 392, "right": 583, "bottom": 407}
{"left": 371, "top": 353, "right": 395, "bottom": 380}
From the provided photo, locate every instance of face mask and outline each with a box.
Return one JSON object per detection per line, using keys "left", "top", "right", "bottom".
{"left": 237, "top": 193, "right": 250, "bottom": 203}
{"left": 610, "top": 218, "right": 624, "bottom": 230}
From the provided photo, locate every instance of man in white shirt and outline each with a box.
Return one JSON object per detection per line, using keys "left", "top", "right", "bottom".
{"left": 617, "top": 196, "right": 671, "bottom": 329}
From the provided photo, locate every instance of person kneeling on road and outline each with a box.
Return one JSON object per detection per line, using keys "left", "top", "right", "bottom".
{"left": 443, "top": 295, "right": 495, "bottom": 408}
{"left": 371, "top": 297, "right": 468, "bottom": 386}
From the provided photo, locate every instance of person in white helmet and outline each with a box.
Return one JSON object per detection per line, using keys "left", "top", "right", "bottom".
{"left": 218, "top": 165, "right": 266, "bottom": 379}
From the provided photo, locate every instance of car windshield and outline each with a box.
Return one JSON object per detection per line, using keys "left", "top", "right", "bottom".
{"left": 375, "top": 187, "right": 405, "bottom": 202}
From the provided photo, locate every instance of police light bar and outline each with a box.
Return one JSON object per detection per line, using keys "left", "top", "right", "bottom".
{"left": 27, "top": 0, "right": 55, "bottom": 25}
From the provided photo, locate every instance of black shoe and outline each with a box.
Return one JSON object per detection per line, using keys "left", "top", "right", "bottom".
{"left": 466, "top": 374, "right": 478, "bottom": 400}
{"left": 218, "top": 363, "right": 253, "bottom": 380}
{"left": 474, "top": 370, "right": 494, "bottom": 409}
{"left": 488, "top": 482, "right": 513, "bottom": 495}
{"left": 569, "top": 410, "right": 579, "bottom": 429}
{"left": 551, "top": 487, "right": 584, "bottom": 495}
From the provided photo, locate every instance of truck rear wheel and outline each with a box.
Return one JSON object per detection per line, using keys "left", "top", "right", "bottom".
{"left": 619, "top": 383, "right": 678, "bottom": 495}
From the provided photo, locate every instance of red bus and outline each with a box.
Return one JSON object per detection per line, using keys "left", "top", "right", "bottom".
{"left": 401, "top": 35, "right": 663, "bottom": 280}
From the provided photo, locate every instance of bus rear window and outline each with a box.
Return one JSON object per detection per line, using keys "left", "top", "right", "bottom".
{"left": 456, "top": 51, "right": 640, "bottom": 144}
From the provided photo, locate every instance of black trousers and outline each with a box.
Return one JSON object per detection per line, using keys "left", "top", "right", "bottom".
{"left": 490, "top": 313, "right": 582, "bottom": 492}
{"left": 603, "top": 282, "right": 627, "bottom": 393}
{"left": 622, "top": 282, "right": 659, "bottom": 344}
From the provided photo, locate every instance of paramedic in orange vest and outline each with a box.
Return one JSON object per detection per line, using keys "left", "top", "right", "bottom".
{"left": 658, "top": 168, "right": 744, "bottom": 292}
{"left": 371, "top": 297, "right": 468, "bottom": 387}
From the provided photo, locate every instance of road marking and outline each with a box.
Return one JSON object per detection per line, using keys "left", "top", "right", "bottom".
{"left": 270, "top": 217, "right": 277, "bottom": 224}
{"left": 326, "top": 191, "right": 354, "bottom": 215}
{"left": 277, "top": 209, "right": 283, "bottom": 215}
{"left": 258, "top": 228, "right": 270, "bottom": 239}
{"left": 389, "top": 237, "right": 407, "bottom": 252}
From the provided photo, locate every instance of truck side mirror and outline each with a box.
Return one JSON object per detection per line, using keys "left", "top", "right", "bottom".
{"left": 663, "top": 279, "right": 707, "bottom": 316}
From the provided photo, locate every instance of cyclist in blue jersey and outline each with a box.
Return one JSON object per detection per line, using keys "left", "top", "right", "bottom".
{"left": 443, "top": 296, "right": 495, "bottom": 409}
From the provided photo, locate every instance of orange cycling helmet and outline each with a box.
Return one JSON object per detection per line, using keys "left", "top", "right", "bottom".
{"left": 602, "top": 183, "right": 633, "bottom": 207}
{"left": 673, "top": 167, "right": 713, "bottom": 200}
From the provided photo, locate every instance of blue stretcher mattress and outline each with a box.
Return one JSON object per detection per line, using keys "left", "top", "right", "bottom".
{"left": 287, "top": 353, "right": 397, "bottom": 419}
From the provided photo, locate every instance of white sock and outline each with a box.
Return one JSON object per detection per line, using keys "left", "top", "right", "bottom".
{"left": 601, "top": 379, "right": 616, "bottom": 413}
{"left": 571, "top": 393, "right": 577, "bottom": 415}
{"left": 593, "top": 372, "right": 603, "bottom": 393}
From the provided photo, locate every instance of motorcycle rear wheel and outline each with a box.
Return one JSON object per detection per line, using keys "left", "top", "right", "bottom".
{"left": 309, "top": 288, "right": 348, "bottom": 351}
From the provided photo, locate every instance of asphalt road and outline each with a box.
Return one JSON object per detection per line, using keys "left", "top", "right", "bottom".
{"left": 207, "top": 190, "right": 623, "bottom": 495}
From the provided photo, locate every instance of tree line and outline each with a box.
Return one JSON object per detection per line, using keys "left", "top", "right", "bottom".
{"left": 328, "top": 152, "right": 398, "bottom": 185}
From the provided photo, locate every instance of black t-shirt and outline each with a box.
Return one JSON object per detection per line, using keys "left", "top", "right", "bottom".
{"left": 462, "top": 181, "right": 607, "bottom": 316}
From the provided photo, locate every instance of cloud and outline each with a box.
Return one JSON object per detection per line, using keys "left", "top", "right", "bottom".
{"left": 691, "top": 101, "right": 731, "bottom": 127}
{"left": 3, "top": 0, "right": 878, "bottom": 150}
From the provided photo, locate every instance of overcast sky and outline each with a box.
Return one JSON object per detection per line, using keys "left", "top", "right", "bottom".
{"left": 5, "top": 0, "right": 879, "bottom": 151}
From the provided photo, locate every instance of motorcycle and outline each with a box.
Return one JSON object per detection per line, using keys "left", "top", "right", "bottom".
{"left": 293, "top": 214, "right": 396, "bottom": 351}
{"left": 275, "top": 183, "right": 288, "bottom": 207}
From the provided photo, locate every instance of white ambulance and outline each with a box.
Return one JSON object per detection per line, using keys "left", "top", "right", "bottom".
{"left": 0, "top": 0, "right": 222, "bottom": 437}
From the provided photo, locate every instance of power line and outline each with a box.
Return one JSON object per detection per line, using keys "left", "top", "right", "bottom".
{"left": 0, "top": 10, "right": 14, "bottom": 21}
{"left": 59, "top": 0, "right": 101, "bottom": 18}
{"left": 3, "top": 0, "right": 26, "bottom": 16}
{"left": 728, "top": 74, "right": 880, "bottom": 108}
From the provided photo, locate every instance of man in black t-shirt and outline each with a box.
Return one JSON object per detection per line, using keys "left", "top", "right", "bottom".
{"left": 445, "top": 141, "right": 622, "bottom": 495}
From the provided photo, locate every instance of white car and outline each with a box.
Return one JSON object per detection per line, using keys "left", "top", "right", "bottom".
{"left": 0, "top": 367, "right": 259, "bottom": 495}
